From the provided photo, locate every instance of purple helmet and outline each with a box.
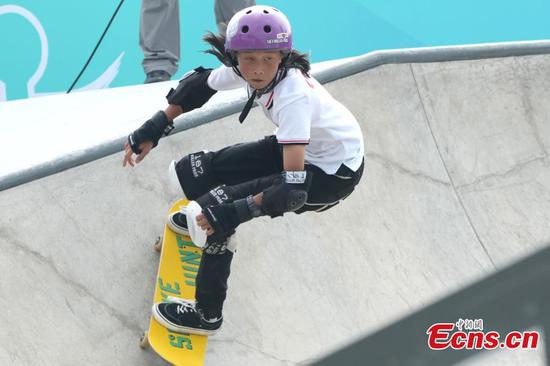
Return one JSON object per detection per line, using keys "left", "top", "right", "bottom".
{"left": 225, "top": 5, "right": 292, "bottom": 53}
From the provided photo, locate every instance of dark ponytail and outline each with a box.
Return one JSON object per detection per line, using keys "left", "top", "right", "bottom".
{"left": 285, "top": 50, "right": 311, "bottom": 76}
{"left": 202, "top": 32, "right": 234, "bottom": 67}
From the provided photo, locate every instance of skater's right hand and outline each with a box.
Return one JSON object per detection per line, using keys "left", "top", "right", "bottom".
{"left": 196, "top": 213, "right": 215, "bottom": 236}
{"left": 123, "top": 140, "right": 153, "bottom": 167}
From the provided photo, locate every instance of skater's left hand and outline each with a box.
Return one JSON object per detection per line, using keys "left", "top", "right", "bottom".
{"left": 196, "top": 213, "right": 215, "bottom": 236}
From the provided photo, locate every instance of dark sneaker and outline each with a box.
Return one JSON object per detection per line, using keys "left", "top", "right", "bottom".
{"left": 167, "top": 208, "right": 189, "bottom": 235}
{"left": 144, "top": 70, "right": 170, "bottom": 84}
{"left": 152, "top": 299, "right": 222, "bottom": 336}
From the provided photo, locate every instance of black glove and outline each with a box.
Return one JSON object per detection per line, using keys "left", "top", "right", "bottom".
{"left": 127, "top": 110, "right": 173, "bottom": 154}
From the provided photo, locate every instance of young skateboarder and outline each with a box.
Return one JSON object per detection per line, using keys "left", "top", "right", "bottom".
{"left": 123, "top": 5, "right": 364, "bottom": 336}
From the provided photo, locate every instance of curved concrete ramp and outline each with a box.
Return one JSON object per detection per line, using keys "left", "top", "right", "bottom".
{"left": 1, "top": 53, "right": 549, "bottom": 365}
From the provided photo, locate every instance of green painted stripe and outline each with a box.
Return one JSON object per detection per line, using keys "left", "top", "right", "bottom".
{"left": 176, "top": 235, "right": 197, "bottom": 249}
{"left": 184, "top": 273, "right": 197, "bottom": 279}
{"left": 185, "top": 280, "right": 196, "bottom": 286}
{"left": 179, "top": 249, "right": 201, "bottom": 266}
{"left": 182, "top": 265, "right": 199, "bottom": 273}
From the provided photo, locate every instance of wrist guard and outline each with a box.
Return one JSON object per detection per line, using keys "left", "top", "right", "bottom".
{"left": 128, "top": 110, "right": 173, "bottom": 154}
{"left": 201, "top": 195, "right": 262, "bottom": 241}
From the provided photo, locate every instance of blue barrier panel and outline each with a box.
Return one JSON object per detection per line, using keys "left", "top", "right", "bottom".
{"left": 1, "top": 1, "right": 549, "bottom": 101}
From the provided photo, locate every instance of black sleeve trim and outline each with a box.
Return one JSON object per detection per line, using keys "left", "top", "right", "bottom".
{"left": 278, "top": 142, "right": 310, "bottom": 146}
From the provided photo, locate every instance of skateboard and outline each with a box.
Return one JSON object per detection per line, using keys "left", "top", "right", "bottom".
{"left": 140, "top": 198, "right": 208, "bottom": 366}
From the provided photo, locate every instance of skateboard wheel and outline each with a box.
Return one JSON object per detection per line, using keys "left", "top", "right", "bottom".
{"left": 154, "top": 236, "right": 163, "bottom": 252}
{"left": 139, "top": 331, "right": 149, "bottom": 348}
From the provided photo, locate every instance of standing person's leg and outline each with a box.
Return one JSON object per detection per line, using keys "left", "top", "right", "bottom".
{"left": 140, "top": 0, "right": 180, "bottom": 83}
{"left": 214, "top": 0, "right": 256, "bottom": 34}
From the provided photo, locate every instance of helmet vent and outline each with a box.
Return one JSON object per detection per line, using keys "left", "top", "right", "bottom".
{"left": 246, "top": 10, "right": 252, "bottom": 14}
{"left": 241, "top": 25, "right": 249, "bottom": 33}
{"left": 264, "top": 25, "right": 272, "bottom": 33}
{"left": 263, "top": 10, "right": 269, "bottom": 14}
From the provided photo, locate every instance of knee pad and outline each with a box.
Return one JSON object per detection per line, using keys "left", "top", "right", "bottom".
{"left": 167, "top": 160, "right": 187, "bottom": 199}
{"left": 174, "top": 151, "right": 218, "bottom": 199}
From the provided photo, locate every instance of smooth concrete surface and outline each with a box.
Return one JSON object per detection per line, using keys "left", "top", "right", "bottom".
{"left": 1, "top": 54, "right": 549, "bottom": 365}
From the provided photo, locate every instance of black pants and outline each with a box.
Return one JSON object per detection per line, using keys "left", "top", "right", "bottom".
{"left": 176, "top": 136, "right": 364, "bottom": 312}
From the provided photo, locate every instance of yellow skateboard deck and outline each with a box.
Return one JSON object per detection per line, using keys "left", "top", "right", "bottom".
{"left": 140, "top": 199, "right": 208, "bottom": 366}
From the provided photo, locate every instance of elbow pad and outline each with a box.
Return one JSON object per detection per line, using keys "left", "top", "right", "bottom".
{"left": 166, "top": 67, "right": 218, "bottom": 112}
{"left": 262, "top": 171, "right": 313, "bottom": 218}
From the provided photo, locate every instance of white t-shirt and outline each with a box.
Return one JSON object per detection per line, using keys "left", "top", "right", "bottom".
{"left": 207, "top": 66, "right": 364, "bottom": 174}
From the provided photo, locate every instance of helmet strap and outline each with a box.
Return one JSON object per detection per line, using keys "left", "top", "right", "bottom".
{"left": 258, "top": 63, "right": 288, "bottom": 95}
{"left": 235, "top": 54, "right": 290, "bottom": 123}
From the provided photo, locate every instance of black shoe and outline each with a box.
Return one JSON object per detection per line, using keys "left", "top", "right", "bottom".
{"left": 168, "top": 209, "right": 189, "bottom": 235}
{"left": 152, "top": 299, "right": 222, "bottom": 336}
{"left": 144, "top": 70, "right": 170, "bottom": 84}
